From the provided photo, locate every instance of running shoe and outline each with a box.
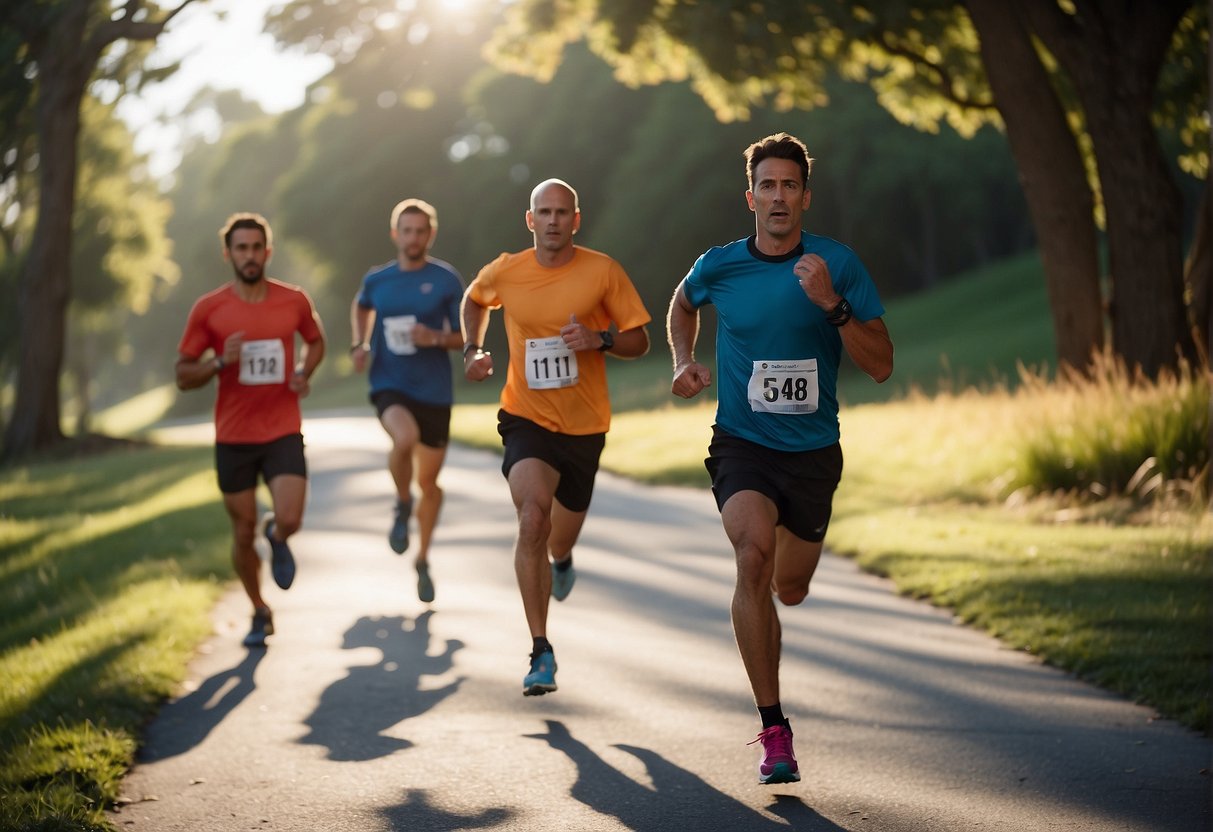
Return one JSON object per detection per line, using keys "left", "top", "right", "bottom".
{"left": 550, "top": 558, "right": 576, "bottom": 602}
{"left": 260, "top": 513, "right": 296, "bottom": 590}
{"left": 523, "top": 650, "right": 557, "bottom": 696}
{"left": 389, "top": 499, "right": 411, "bottom": 554}
{"left": 242, "top": 607, "right": 274, "bottom": 647}
{"left": 416, "top": 560, "right": 435, "bottom": 603}
{"left": 749, "top": 724, "right": 800, "bottom": 784}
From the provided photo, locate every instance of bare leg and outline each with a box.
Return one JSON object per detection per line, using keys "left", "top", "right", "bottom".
{"left": 380, "top": 405, "right": 420, "bottom": 504}
{"left": 507, "top": 458, "right": 560, "bottom": 638}
{"left": 722, "top": 491, "right": 782, "bottom": 707}
{"left": 266, "top": 473, "right": 308, "bottom": 540}
{"left": 548, "top": 498, "right": 588, "bottom": 563}
{"left": 223, "top": 488, "right": 266, "bottom": 611}
{"left": 413, "top": 443, "right": 448, "bottom": 565}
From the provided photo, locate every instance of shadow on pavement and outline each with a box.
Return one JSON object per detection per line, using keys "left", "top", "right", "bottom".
{"left": 138, "top": 649, "right": 265, "bottom": 762}
{"left": 380, "top": 789, "right": 514, "bottom": 830}
{"left": 527, "top": 720, "right": 847, "bottom": 831}
{"left": 299, "top": 611, "right": 464, "bottom": 761}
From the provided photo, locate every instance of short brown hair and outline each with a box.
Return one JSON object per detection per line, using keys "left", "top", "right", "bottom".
{"left": 219, "top": 212, "right": 272, "bottom": 249}
{"left": 390, "top": 198, "right": 438, "bottom": 232}
{"left": 744, "top": 133, "right": 813, "bottom": 190}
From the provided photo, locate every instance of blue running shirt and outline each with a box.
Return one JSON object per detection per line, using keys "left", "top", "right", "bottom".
{"left": 682, "top": 233, "right": 885, "bottom": 452}
{"left": 356, "top": 258, "right": 465, "bottom": 405}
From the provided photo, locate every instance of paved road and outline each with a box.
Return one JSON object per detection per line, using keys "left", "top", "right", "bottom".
{"left": 117, "top": 414, "right": 1211, "bottom": 831}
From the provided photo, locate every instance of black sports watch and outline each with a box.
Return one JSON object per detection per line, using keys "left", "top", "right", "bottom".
{"left": 597, "top": 330, "right": 614, "bottom": 352}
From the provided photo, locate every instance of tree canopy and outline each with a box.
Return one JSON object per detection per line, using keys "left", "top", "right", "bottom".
{"left": 484, "top": 0, "right": 1209, "bottom": 376}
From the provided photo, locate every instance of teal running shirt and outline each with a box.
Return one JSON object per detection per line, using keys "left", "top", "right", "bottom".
{"left": 682, "top": 232, "right": 885, "bottom": 452}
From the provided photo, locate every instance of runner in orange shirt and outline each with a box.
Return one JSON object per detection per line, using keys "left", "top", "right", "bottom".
{"left": 176, "top": 212, "right": 326, "bottom": 647}
{"left": 462, "top": 179, "right": 652, "bottom": 696}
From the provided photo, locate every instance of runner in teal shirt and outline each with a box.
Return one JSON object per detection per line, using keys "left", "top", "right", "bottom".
{"left": 669, "top": 132, "right": 894, "bottom": 786}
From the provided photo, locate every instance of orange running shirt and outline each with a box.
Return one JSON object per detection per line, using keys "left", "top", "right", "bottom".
{"left": 467, "top": 246, "right": 651, "bottom": 435}
{"left": 178, "top": 279, "right": 324, "bottom": 444}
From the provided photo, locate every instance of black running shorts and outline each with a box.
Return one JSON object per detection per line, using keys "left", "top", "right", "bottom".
{"left": 704, "top": 426, "right": 842, "bottom": 542}
{"left": 370, "top": 389, "right": 452, "bottom": 448}
{"left": 497, "top": 409, "right": 606, "bottom": 513}
{"left": 215, "top": 433, "right": 307, "bottom": 494}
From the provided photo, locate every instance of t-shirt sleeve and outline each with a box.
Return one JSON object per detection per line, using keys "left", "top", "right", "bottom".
{"left": 467, "top": 254, "right": 506, "bottom": 310}
{"left": 356, "top": 272, "right": 374, "bottom": 309}
{"left": 604, "top": 260, "right": 651, "bottom": 331}
{"left": 837, "top": 255, "right": 885, "bottom": 322}
{"left": 445, "top": 270, "right": 465, "bottom": 331}
{"left": 681, "top": 251, "right": 712, "bottom": 309}
{"left": 296, "top": 289, "right": 324, "bottom": 342}
{"left": 177, "top": 298, "right": 213, "bottom": 358}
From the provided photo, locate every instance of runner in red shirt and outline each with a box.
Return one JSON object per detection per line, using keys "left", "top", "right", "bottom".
{"left": 176, "top": 212, "right": 326, "bottom": 647}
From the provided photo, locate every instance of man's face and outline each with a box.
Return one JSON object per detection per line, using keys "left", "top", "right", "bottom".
{"left": 393, "top": 211, "right": 433, "bottom": 263}
{"left": 526, "top": 184, "right": 580, "bottom": 254}
{"left": 224, "top": 227, "right": 270, "bottom": 284}
{"left": 746, "top": 157, "right": 811, "bottom": 240}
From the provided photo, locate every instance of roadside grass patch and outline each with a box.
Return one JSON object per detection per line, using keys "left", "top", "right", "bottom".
{"left": 0, "top": 445, "right": 229, "bottom": 831}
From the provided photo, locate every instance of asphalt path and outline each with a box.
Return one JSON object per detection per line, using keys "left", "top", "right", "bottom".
{"left": 117, "top": 413, "right": 1211, "bottom": 831}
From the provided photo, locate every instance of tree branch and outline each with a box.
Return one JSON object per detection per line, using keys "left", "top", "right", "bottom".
{"left": 877, "top": 31, "right": 996, "bottom": 111}
{"left": 90, "top": 0, "right": 203, "bottom": 51}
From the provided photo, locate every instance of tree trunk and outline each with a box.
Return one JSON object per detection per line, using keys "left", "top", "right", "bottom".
{"left": 1, "top": 6, "right": 92, "bottom": 460}
{"left": 1185, "top": 178, "right": 1210, "bottom": 363}
{"left": 1025, "top": 0, "right": 1195, "bottom": 377}
{"left": 965, "top": 0, "right": 1104, "bottom": 373}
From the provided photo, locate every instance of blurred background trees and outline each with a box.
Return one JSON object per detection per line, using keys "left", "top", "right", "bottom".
{"left": 0, "top": 0, "right": 1207, "bottom": 456}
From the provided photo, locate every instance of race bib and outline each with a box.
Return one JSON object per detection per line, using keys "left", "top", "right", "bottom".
{"left": 382, "top": 315, "right": 418, "bottom": 355}
{"left": 525, "top": 336, "right": 579, "bottom": 390}
{"left": 747, "top": 359, "right": 818, "bottom": 414}
{"left": 239, "top": 339, "right": 286, "bottom": 386}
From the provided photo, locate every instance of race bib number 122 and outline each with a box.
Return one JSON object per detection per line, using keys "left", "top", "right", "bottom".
{"left": 239, "top": 338, "right": 286, "bottom": 386}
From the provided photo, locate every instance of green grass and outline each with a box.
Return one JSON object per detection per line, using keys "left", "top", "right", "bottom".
{"left": 0, "top": 445, "right": 230, "bottom": 831}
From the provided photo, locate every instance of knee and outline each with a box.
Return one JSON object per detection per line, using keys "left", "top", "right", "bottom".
{"left": 735, "top": 544, "right": 773, "bottom": 591}
{"left": 418, "top": 478, "right": 443, "bottom": 501}
{"left": 774, "top": 583, "right": 809, "bottom": 606}
{"left": 516, "top": 502, "right": 551, "bottom": 547}
{"left": 272, "top": 510, "right": 303, "bottom": 539}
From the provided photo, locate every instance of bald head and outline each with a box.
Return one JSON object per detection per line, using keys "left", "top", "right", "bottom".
{"left": 530, "top": 178, "right": 580, "bottom": 212}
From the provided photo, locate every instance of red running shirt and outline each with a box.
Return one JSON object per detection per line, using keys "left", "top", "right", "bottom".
{"left": 178, "top": 279, "right": 323, "bottom": 443}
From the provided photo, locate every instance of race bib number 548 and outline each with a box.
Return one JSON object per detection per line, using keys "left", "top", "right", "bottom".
{"left": 747, "top": 359, "right": 818, "bottom": 414}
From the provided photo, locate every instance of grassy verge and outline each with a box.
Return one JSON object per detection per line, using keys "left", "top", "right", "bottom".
{"left": 0, "top": 445, "right": 229, "bottom": 832}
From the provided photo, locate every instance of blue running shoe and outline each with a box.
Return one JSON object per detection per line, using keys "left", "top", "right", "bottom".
{"left": 550, "top": 558, "right": 575, "bottom": 602}
{"left": 389, "top": 499, "right": 411, "bottom": 554}
{"left": 416, "top": 560, "right": 435, "bottom": 603}
{"left": 523, "top": 650, "right": 557, "bottom": 696}
{"left": 261, "top": 513, "right": 296, "bottom": 590}
{"left": 749, "top": 724, "right": 801, "bottom": 784}
{"left": 242, "top": 607, "right": 274, "bottom": 648}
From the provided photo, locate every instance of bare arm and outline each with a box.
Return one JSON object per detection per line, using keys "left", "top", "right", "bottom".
{"left": 289, "top": 329, "right": 327, "bottom": 397}
{"left": 175, "top": 330, "right": 244, "bottom": 391}
{"left": 350, "top": 297, "right": 373, "bottom": 372}
{"left": 460, "top": 288, "right": 494, "bottom": 381}
{"left": 667, "top": 281, "right": 712, "bottom": 398}
{"left": 795, "top": 253, "right": 893, "bottom": 383}
{"left": 559, "top": 315, "right": 651, "bottom": 359}
{"left": 175, "top": 353, "right": 221, "bottom": 391}
{"left": 839, "top": 316, "right": 893, "bottom": 383}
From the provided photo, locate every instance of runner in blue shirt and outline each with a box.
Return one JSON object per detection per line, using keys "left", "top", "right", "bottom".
{"left": 351, "top": 199, "right": 465, "bottom": 603}
{"left": 667, "top": 133, "right": 894, "bottom": 785}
